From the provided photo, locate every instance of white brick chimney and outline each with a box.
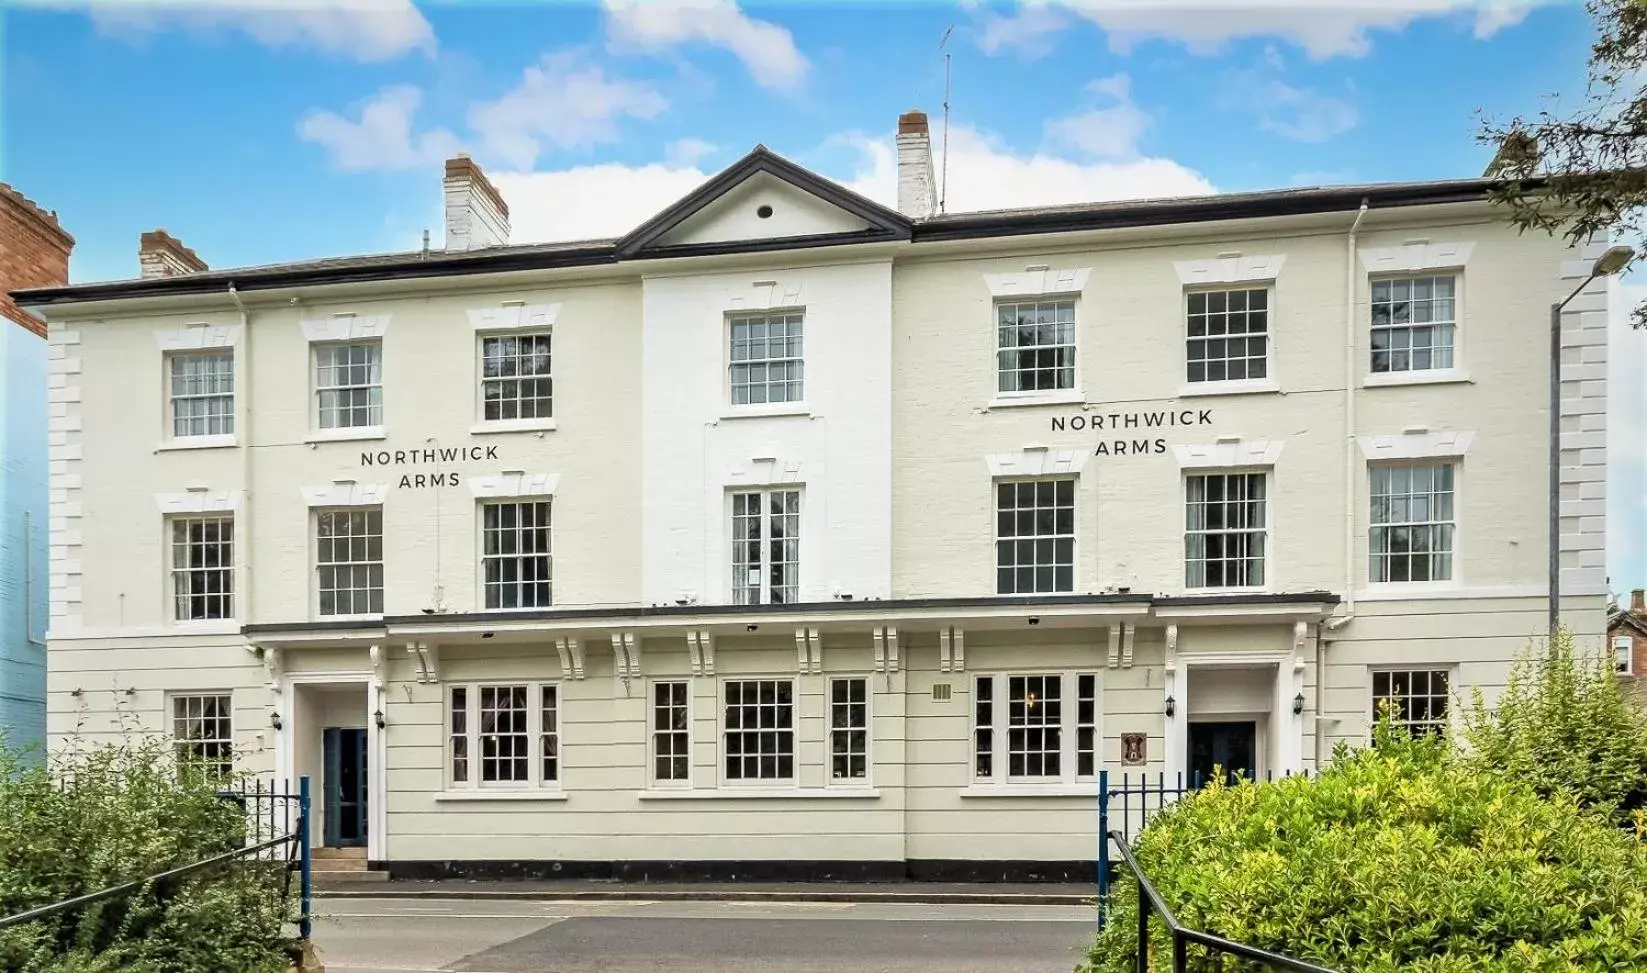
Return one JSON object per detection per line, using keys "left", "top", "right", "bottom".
{"left": 138, "top": 229, "right": 208, "bottom": 279}
{"left": 443, "top": 154, "right": 510, "bottom": 251}
{"left": 896, "top": 109, "right": 937, "bottom": 221}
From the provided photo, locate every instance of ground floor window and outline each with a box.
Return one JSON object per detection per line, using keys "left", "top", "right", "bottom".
{"left": 652, "top": 680, "right": 691, "bottom": 785}
{"left": 973, "top": 672, "right": 1098, "bottom": 784}
{"left": 829, "top": 677, "right": 869, "bottom": 782}
{"left": 171, "top": 693, "right": 233, "bottom": 781}
{"left": 723, "top": 679, "right": 795, "bottom": 782}
{"left": 448, "top": 682, "right": 560, "bottom": 789}
{"left": 1371, "top": 669, "right": 1449, "bottom": 737}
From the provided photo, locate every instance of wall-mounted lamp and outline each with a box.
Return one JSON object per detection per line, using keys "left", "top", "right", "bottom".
{"left": 374, "top": 708, "right": 386, "bottom": 730}
{"left": 1164, "top": 695, "right": 1176, "bottom": 718}
{"left": 1293, "top": 692, "right": 1306, "bottom": 716}
{"left": 270, "top": 711, "right": 283, "bottom": 731}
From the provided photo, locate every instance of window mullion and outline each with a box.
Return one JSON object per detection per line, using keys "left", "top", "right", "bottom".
{"left": 993, "top": 679, "right": 1005, "bottom": 785}
{"left": 1061, "top": 671, "right": 1076, "bottom": 784}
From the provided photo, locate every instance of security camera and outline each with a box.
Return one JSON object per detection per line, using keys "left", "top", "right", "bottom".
{"left": 421, "top": 608, "right": 435, "bottom": 615}
{"left": 1028, "top": 616, "right": 1041, "bottom": 626}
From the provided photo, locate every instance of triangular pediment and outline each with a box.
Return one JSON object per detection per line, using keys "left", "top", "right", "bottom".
{"left": 617, "top": 146, "right": 910, "bottom": 256}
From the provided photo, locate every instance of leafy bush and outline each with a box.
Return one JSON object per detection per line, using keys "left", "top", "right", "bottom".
{"left": 1083, "top": 724, "right": 1647, "bottom": 972}
{"left": 0, "top": 735, "right": 296, "bottom": 973}
{"left": 1461, "top": 628, "right": 1647, "bottom": 827}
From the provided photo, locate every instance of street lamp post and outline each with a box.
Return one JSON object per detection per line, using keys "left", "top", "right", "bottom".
{"left": 1549, "top": 244, "right": 1634, "bottom": 636}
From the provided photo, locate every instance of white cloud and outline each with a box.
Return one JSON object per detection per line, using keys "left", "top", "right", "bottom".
{"left": 468, "top": 52, "right": 669, "bottom": 170}
{"left": 978, "top": 0, "right": 1549, "bottom": 60}
{"left": 973, "top": 0, "right": 1069, "bottom": 57}
{"left": 1044, "top": 73, "right": 1153, "bottom": 159}
{"left": 1226, "top": 71, "right": 1359, "bottom": 142}
{"left": 491, "top": 163, "right": 712, "bottom": 243}
{"left": 602, "top": 0, "right": 808, "bottom": 90}
{"left": 665, "top": 137, "right": 719, "bottom": 167}
{"left": 489, "top": 118, "right": 1213, "bottom": 247}
{"left": 836, "top": 123, "right": 1215, "bottom": 214}
{"left": 65, "top": 0, "right": 435, "bottom": 62}
{"left": 299, "top": 85, "right": 461, "bottom": 171}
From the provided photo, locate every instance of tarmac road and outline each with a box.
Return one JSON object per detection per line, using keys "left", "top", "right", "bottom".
{"left": 313, "top": 896, "right": 1099, "bottom": 973}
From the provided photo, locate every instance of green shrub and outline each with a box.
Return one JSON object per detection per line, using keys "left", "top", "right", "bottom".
{"left": 1083, "top": 724, "right": 1647, "bottom": 972}
{"left": 1461, "top": 628, "right": 1647, "bottom": 827}
{"left": 0, "top": 735, "right": 295, "bottom": 973}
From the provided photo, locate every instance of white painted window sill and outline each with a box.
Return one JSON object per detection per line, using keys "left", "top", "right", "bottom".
{"left": 156, "top": 435, "right": 238, "bottom": 453}
{"left": 720, "top": 404, "right": 812, "bottom": 420}
{"left": 636, "top": 787, "right": 880, "bottom": 801}
{"left": 434, "top": 790, "right": 568, "bottom": 803}
{"left": 986, "top": 391, "right": 1086, "bottom": 410}
{"left": 469, "top": 418, "right": 557, "bottom": 435}
{"left": 1177, "top": 379, "right": 1280, "bottom": 398}
{"left": 1180, "top": 586, "right": 1272, "bottom": 598}
{"left": 305, "top": 427, "right": 387, "bottom": 444}
{"left": 1362, "top": 369, "right": 1472, "bottom": 388}
{"left": 314, "top": 613, "right": 384, "bottom": 625}
{"left": 960, "top": 783, "right": 1098, "bottom": 798}
{"left": 1353, "top": 582, "right": 1468, "bottom": 602}
{"left": 170, "top": 620, "right": 241, "bottom": 634}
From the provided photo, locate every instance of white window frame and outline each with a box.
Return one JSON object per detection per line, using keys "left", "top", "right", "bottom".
{"left": 1184, "top": 286, "right": 1271, "bottom": 385}
{"left": 314, "top": 506, "right": 385, "bottom": 619}
{"left": 476, "top": 331, "right": 553, "bottom": 426}
{"left": 170, "top": 692, "right": 234, "bottom": 780}
{"left": 995, "top": 477, "right": 1077, "bottom": 595}
{"left": 727, "top": 310, "right": 805, "bottom": 407}
{"left": 994, "top": 297, "right": 1078, "bottom": 397}
{"left": 970, "top": 671, "right": 1098, "bottom": 786}
{"left": 167, "top": 514, "right": 235, "bottom": 623}
{"left": 446, "top": 681, "right": 562, "bottom": 791}
{"left": 1368, "top": 274, "right": 1459, "bottom": 376}
{"left": 166, "top": 350, "right": 236, "bottom": 441}
{"left": 1616, "top": 635, "right": 1635, "bottom": 677}
{"left": 1370, "top": 668, "right": 1452, "bottom": 738}
{"left": 729, "top": 487, "right": 801, "bottom": 606}
{"left": 650, "top": 679, "right": 693, "bottom": 788}
{"left": 828, "top": 676, "right": 871, "bottom": 786}
{"left": 1184, "top": 470, "right": 1269, "bottom": 591}
{"left": 479, "top": 499, "right": 553, "bottom": 611}
{"left": 1368, "top": 462, "right": 1457, "bottom": 585}
{"left": 313, "top": 340, "right": 384, "bottom": 432}
{"left": 719, "top": 677, "right": 797, "bottom": 786}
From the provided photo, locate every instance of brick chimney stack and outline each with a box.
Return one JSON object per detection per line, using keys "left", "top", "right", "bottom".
{"left": 444, "top": 154, "right": 510, "bottom": 251}
{"left": 1632, "top": 588, "right": 1644, "bottom": 616}
{"left": 896, "top": 109, "right": 937, "bottom": 221}
{"left": 0, "top": 184, "right": 75, "bottom": 338}
{"left": 138, "top": 230, "right": 208, "bottom": 280}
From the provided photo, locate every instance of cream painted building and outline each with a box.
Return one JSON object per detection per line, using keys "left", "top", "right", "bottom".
{"left": 13, "top": 113, "right": 1613, "bottom": 881}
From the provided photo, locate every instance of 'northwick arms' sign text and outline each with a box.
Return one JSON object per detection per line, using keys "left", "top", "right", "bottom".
{"left": 1051, "top": 407, "right": 1214, "bottom": 456}
{"left": 362, "top": 445, "right": 498, "bottom": 488}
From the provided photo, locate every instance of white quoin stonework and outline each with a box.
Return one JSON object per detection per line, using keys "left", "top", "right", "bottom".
{"left": 896, "top": 110, "right": 936, "bottom": 220}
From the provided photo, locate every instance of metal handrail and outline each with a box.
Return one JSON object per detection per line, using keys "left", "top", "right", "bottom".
{"left": 1107, "top": 830, "right": 1341, "bottom": 973}
{"left": 0, "top": 833, "right": 295, "bottom": 932}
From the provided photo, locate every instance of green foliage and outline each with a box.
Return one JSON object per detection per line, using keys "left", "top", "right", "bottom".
{"left": 1461, "top": 628, "right": 1647, "bottom": 827}
{"left": 0, "top": 735, "right": 296, "bottom": 973}
{"left": 1083, "top": 721, "right": 1647, "bottom": 972}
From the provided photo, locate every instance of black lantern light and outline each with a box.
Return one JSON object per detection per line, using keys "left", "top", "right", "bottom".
{"left": 1164, "top": 695, "right": 1176, "bottom": 718}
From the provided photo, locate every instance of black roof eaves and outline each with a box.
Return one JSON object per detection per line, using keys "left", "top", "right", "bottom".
{"left": 1610, "top": 612, "right": 1647, "bottom": 637}
{"left": 615, "top": 147, "right": 911, "bottom": 257}
{"left": 16, "top": 244, "right": 620, "bottom": 308}
{"left": 912, "top": 181, "right": 1501, "bottom": 243}
{"left": 1151, "top": 591, "right": 1341, "bottom": 608}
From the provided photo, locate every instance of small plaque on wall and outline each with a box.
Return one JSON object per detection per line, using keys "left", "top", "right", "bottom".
{"left": 1121, "top": 732, "right": 1147, "bottom": 767}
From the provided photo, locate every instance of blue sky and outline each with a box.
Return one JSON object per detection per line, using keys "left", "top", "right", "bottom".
{"left": 1, "top": 0, "right": 1642, "bottom": 595}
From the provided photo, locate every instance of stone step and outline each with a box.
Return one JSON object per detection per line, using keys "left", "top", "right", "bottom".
{"left": 311, "top": 858, "right": 368, "bottom": 872}
{"left": 313, "top": 870, "right": 390, "bottom": 883}
{"left": 312, "top": 847, "right": 367, "bottom": 860}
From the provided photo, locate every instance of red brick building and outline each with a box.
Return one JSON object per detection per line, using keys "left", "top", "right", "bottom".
{"left": 1, "top": 184, "right": 74, "bottom": 336}
{"left": 1611, "top": 589, "right": 1647, "bottom": 679}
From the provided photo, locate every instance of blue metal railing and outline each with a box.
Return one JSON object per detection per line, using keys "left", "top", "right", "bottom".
{"left": 0, "top": 775, "right": 313, "bottom": 942}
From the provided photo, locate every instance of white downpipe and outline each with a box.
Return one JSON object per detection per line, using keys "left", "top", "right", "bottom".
{"left": 228, "top": 284, "right": 252, "bottom": 624}
{"left": 1340, "top": 201, "right": 1369, "bottom": 622}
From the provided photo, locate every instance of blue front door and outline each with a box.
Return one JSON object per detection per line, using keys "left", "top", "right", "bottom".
{"left": 323, "top": 727, "right": 368, "bottom": 848}
{"left": 1187, "top": 720, "right": 1257, "bottom": 786}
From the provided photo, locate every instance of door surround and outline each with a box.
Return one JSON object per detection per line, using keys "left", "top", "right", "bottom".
{"left": 276, "top": 670, "right": 387, "bottom": 863}
{"left": 1163, "top": 644, "right": 1305, "bottom": 783}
